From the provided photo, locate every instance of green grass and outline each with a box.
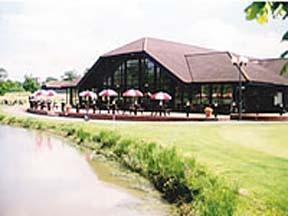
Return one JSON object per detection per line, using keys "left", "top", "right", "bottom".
{"left": 1, "top": 108, "right": 287, "bottom": 215}
{"left": 78, "top": 122, "right": 288, "bottom": 214}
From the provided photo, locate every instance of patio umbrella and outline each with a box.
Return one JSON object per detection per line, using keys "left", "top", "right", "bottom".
{"left": 32, "top": 89, "right": 47, "bottom": 98}
{"left": 98, "top": 89, "right": 118, "bottom": 97}
{"left": 79, "top": 90, "right": 97, "bottom": 99}
{"left": 150, "top": 91, "right": 172, "bottom": 101}
{"left": 123, "top": 89, "right": 143, "bottom": 97}
{"left": 46, "top": 90, "right": 58, "bottom": 97}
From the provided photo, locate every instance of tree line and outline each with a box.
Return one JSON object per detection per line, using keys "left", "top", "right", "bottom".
{"left": 0, "top": 68, "right": 80, "bottom": 96}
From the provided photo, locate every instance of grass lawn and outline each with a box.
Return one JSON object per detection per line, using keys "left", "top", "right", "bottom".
{"left": 80, "top": 121, "right": 288, "bottom": 214}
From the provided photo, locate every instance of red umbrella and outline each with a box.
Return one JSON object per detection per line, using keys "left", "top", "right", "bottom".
{"left": 79, "top": 90, "right": 97, "bottom": 99}
{"left": 32, "top": 89, "right": 47, "bottom": 97}
{"left": 99, "top": 89, "right": 118, "bottom": 97}
{"left": 150, "top": 91, "right": 172, "bottom": 101}
{"left": 123, "top": 89, "right": 143, "bottom": 97}
{"left": 46, "top": 90, "right": 57, "bottom": 97}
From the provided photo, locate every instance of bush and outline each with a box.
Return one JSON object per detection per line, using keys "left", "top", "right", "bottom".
{"left": 22, "top": 118, "right": 34, "bottom": 128}
{"left": 76, "top": 128, "right": 91, "bottom": 143}
{"left": 94, "top": 130, "right": 120, "bottom": 148}
{"left": 112, "top": 138, "right": 132, "bottom": 157}
{"left": 6, "top": 116, "right": 17, "bottom": 125}
{"left": 65, "top": 127, "right": 76, "bottom": 137}
{"left": 0, "top": 114, "right": 5, "bottom": 122}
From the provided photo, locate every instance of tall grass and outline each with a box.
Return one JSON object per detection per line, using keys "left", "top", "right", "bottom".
{"left": 0, "top": 113, "right": 238, "bottom": 215}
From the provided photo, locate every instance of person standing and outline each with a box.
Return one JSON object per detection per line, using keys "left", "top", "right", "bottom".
{"left": 185, "top": 100, "right": 190, "bottom": 117}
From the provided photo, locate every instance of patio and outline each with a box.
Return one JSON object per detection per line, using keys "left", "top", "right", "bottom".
{"left": 27, "top": 107, "right": 229, "bottom": 121}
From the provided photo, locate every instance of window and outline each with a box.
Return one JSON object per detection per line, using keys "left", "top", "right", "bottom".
{"left": 192, "top": 85, "right": 201, "bottom": 104}
{"left": 126, "top": 59, "right": 139, "bottom": 88}
{"left": 201, "top": 85, "right": 210, "bottom": 104}
{"left": 222, "top": 84, "right": 233, "bottom": 104}
{"left": 114, "top": 66, "right": 121, "bottom": 88}
{"left": 143, "top": 58, "right": 155, "bottom": 92}
{"left": 212, "top": 84, "right": 222, "bottom": 104}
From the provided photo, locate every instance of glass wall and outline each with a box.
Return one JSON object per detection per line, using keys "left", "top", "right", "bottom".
{"left": 98, "top": 55, "right": 235, "bottom": 113}
{"left": 222, "top": 84, "right": 233, "bottom": 105}
{"left": 143, "top": 58, "right": 155, "bottom": 92}
{"left": 126, "top": 59, "right": 139, "bottom": 88}
{"left": 212, "top": 84, "right": 222, "bottom": 104}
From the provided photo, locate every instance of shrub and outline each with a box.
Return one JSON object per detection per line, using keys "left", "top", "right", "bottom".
{"left": 35, "top": 122, "right": 43, "bottom": 130}
{"left": 76, "top": 128, "right": 91, "bottom": 143}
{"left": 94, "top": 130, "right": 120, "bottom": 148}
{"left": 22, "top": 118, "right": 33, "bottom": 128}
{"left": 0, "top": 114, "right": 5, "bottom": 122}
{"left": 112, "top": 138, "right": 132, "bottom": 157}
{"left": 66, "top": 127, "right": 76, "bottom": 137}
{"left": 6, "top": 116, "right": 17, "bottom": 125}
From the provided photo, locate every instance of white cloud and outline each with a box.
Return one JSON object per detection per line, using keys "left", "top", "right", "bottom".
{"left": 0, "top": 0, "right": 286, "bottom": 81}
{"left": 185, "top": 19, "right": 286, "bottom": 58}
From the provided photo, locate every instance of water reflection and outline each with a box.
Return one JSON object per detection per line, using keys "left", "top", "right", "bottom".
{"left": 35, "top": 133, "right": 52, "bottom": 151}
{"left": 0, "top": 125, "right": 169, "bottom": 216}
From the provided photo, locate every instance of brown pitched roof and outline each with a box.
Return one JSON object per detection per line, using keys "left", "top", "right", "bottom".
{"left": 92, "top": 37, "right": 288, "bottom": 85}
{"left": 103, "top": 37, "right": 213, "bottom": 83}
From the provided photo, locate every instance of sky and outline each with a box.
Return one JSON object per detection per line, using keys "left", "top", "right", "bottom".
{"left": 0, "top": 0, "right": 287, "bottom": 81}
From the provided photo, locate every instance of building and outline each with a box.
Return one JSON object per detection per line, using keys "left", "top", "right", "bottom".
{"left": 47, "top": 37, "right": 288, "bottom": 114}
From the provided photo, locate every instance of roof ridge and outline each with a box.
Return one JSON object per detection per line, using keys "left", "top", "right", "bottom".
{"left": 145, "top": 37, "right": 213, "bottom": 51}
{"left": 185, "top": 55, "right": 194, "bottom": 82}
{"left": 253, "top": 58, "right": 288, "bottom": 62}
{"left": 184, "top": 51, "right": 228, "bottom": 57}
{"left": 143, "top": 37, "right": 148, "bottom": 51}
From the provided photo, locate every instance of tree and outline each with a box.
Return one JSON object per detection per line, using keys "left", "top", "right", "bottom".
{"left": 245, "top": 2, "right": 288, "bottom": 74}
{"left": 0, "top": 68, "right": 8, "bottom": 81}
{"left": 22, "top": 75, "right": 40, "bottom": 93}
{"left": 45, "top": 76, "right": 58, "bottom": 83}
{"left": 61, "top": 70, "right": 78, "bottom": 81}
{"left": 0, "top": 80, "right": 24, "bottom": 96}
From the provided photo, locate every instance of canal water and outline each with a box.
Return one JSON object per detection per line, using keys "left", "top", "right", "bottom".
{"left": 0, "top": 125, "right": 170, "bottom": 216}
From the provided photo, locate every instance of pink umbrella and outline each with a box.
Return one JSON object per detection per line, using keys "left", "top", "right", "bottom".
{"left": 123, "top": 89, "right": 143, "bottom": 97}
{"left": 32, "top": 89, "right": 47, "bottom": 97}
{"left": 46, "top": 90, "right": 57, "bottom": 97}
{"left": 150, "top": 91, "right": 172, "bottom": 101}
{"left": 99, "top": 89, "right": 118, "bottom": 97}
{"left": 79, "top": 90, "right": 97, "bottom": 99}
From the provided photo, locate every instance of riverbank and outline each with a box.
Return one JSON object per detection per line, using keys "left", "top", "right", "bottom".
{"left": 0, "top": 125, "right": 170, "bottom": 216}
{"left": 1, "top": 108, "right": 287, "bottom": 215}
